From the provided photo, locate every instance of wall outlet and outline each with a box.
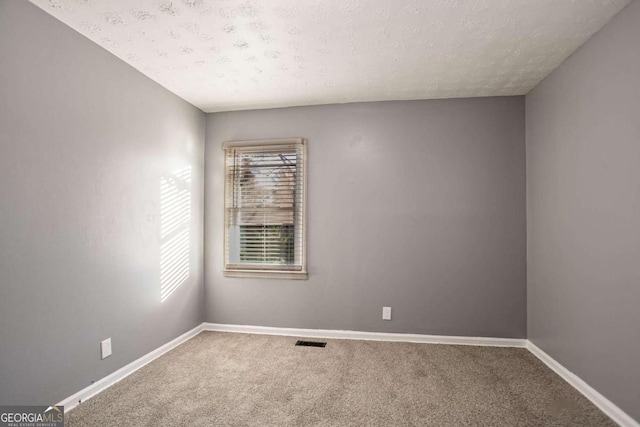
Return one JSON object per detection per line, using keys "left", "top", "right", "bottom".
{"left": 382, "top": 306, "right": 392, "bottom": 320}
{"left": 101, "top": 338, "right": 112, "bottom": 360}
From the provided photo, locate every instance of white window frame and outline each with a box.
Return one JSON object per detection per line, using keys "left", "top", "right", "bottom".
{"left": 223, "top": 138, "right": 308, "bottom": 279}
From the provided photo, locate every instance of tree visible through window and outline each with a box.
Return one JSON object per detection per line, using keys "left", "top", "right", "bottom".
{"left": 223, "top": 139, "right": 307, "bottom": 279}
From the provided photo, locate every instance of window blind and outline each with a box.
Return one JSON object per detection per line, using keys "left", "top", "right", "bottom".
{"left": 223, "top": 138, "right": 307, "bottom": 279}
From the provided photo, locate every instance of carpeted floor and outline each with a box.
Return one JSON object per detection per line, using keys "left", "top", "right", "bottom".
{"left": 66, "top": 332, "right": 614, "bottom": 426}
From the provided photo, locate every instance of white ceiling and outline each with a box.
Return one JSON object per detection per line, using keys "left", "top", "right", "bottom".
{"left": 30, "top": 0, "right": 629, "bottom": 112}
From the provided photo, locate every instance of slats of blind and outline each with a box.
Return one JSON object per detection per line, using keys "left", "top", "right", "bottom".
{"left": 224, "top": 140, "right": 306, "bottom": 273}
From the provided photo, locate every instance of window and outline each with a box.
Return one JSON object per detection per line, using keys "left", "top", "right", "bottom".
{"left": 223, "top": 138, "right": 307, "bottom": 279}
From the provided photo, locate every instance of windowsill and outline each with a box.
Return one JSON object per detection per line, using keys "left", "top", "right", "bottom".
{"left": 223, "top": 269, "right": 308, "bottom": 280}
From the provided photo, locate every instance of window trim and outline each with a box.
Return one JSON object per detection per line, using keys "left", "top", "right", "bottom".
{"left": 222, "top": 138, "right": 308, "bottom": 280}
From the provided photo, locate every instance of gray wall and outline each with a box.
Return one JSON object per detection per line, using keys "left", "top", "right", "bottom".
{"left": 0, "top": 1, "right": 205, "bottom": 405}
{"left": 205, "top": 97, "right": 526, "bottom": 338}
{"left": 526, "top": 0, "right": 640, "bottom": 421}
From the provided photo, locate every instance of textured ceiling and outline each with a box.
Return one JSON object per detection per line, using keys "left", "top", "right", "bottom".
{"left": 30, "top": 0, "right": 629, "bottom": 112}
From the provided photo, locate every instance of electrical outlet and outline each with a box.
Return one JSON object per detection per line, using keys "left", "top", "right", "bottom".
{"left": 101, "top": 338, "right": 112, "bottom": 359}
{"left": 382, "top": 306, "right": 392, "bottom": 320}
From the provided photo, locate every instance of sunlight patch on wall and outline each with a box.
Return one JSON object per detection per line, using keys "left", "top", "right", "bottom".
{"left": 160, "top": 166, "right": 191, "bottom": 302}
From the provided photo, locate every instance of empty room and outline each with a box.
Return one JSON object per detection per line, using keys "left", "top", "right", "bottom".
{"left": 1, "top": 0, "right": 638, "bottom": 426}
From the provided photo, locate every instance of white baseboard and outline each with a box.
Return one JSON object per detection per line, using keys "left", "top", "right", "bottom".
{"left": 202, "top": 323, "right": 527, "bottom": 347}
{"left": 58, "top": 323, "right": 204, "bottom": 412}
{"left": 527, "top": 340, "right": 638, "bottom": 427}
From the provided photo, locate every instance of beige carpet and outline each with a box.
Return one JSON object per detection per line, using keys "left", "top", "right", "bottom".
{"left": 67, "top": 332, "right": 614, "bottom": 426}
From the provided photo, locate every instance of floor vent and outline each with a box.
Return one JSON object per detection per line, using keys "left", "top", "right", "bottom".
{"left": 295, "top": 340, "right": 326, "bottom": 348}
